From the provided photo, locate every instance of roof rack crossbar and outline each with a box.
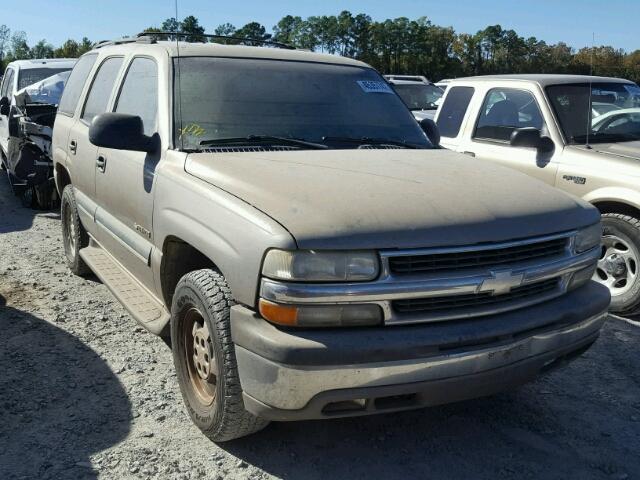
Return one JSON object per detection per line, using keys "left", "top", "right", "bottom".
{"left": 135, "top": 31, "right": 296, "bottom": 50}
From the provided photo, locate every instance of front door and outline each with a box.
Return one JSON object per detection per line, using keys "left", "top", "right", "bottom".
{"left": 68, "top": 56, "right": 124, "bottom": 238}
{"left": 460, "top": 86, "right": 560, "bottom": 185}
{"left": 94, "top": 57, "right": 159, "bottom": 292}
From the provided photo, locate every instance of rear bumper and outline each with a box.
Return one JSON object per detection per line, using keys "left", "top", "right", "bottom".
{"left": 231, "top": 282, "right": 610, "bottom": 420}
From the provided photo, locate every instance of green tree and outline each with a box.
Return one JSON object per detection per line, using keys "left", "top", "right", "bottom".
{"left": 31, "top": 39, "right": 54, "bottom": 59}
{"left": 54, "top": 39, "right": 79, "bottom": 58}
{"left": 235, "top": 22, "right": 271, "bottom": 46}
{"left": 180, "top": 15, "right": 205, "bottom": 42}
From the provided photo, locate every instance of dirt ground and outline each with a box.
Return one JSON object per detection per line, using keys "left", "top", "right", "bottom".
{"left": 0, "top": 177, "right": 639, "bottom": 480}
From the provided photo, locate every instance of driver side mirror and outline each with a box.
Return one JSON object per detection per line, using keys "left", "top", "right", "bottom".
{"left": 0, "top": 96, "right": 9, "bottom": 116}
{"left": 419, "top": 118, "right": 441, "bottom": 147}
{"left": 510, "top": 127, "right": 554, "bottom": 153}
{"left": 89, "top": 113, "right": 156, "bottom": 153}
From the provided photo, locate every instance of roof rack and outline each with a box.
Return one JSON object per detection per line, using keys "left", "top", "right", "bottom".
{"left": 137, "top": 31, "right": 296, "bottom": 50}
{"left": 93, "top": 31, "right": 296, "bottom": 51}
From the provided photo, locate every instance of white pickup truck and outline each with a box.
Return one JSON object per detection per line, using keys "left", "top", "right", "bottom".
{"left": 436, "top": 74, "right": 640, "bottom": 315}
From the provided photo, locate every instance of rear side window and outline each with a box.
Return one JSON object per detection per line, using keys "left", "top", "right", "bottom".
{"left": 115, "top": 57, "right": 158, "bottom": 136}
{"left": 58, "top": 54, "right": 98, "bottom": 116}
{"left": 474, "top": 88, "right": 544, "bottom": 142}
{"left": 81, "top": 57, "right": 123, "bottom": 123}
{"left": 1, "top": 68, "right": 15, "bottom": 99}
{"left": 436, "top": 86, "right": 474, "bottom": 138}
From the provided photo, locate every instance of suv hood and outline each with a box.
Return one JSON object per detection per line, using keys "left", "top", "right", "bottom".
{"left": 185, "top": 149, "right": 598, "bottom": 249}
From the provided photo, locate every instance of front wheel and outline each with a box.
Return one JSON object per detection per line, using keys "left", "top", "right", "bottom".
{"left": 595, "top": 213, "right": 640, "bottom": 315}
{"left": 171, "top": 269, "right": 269, "bottom": 442}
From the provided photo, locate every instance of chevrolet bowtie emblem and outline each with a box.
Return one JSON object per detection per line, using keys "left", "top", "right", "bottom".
{"left": 479, "top": 271, "right": 524, "bottom": 296}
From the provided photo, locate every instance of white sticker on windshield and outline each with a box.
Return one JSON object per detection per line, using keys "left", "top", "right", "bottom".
{"left": 357, "top": 80, "right": 394, "bottom": 94}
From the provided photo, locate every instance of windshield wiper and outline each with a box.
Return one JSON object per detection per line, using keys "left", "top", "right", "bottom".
{"left": 321, "top": 136, "right": 421, "bottom": 149}
{"left": 200, "top": 135, "right": 328, "bottom": 150}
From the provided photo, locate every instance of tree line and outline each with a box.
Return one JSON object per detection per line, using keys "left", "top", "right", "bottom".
{"left": 2, "top": 12, "right": 639, "bottom": 83}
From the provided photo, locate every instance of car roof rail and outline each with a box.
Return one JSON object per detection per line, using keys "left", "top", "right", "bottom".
{"left": 135, "top": 31, "right": 296, "bottom": 50}
{"left": 384, "top": 75, "right": 431, "bottom": 84}
{"left": 93, "top": 36, "right": 153, "bottom": 49}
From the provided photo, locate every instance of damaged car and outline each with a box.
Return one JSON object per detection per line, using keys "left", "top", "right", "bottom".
{"left": 0, "top": 59, "right": 76, "bottom": 208}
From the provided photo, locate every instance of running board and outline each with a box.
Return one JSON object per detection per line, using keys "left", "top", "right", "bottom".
{"left": 80, "top": 242, "right": 170, "bottom": 335}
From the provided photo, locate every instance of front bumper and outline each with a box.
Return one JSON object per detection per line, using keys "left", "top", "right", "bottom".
{"left": 232, "top": 282, "right": 610, "bottom": 420}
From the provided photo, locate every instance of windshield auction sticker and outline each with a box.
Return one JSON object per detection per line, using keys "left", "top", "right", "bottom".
{"left": 357, "top": 80, "right": 394, "bottom": 94}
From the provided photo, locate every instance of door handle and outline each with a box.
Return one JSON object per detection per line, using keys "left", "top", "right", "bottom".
{"left": 96, "top": 155, "right": 106, "bottom": 173}
{"left": 462, "top": 151, "right": 476, "bottom": 157}
{"left": 69, "top": 140, "right": 77, "bottom": 154}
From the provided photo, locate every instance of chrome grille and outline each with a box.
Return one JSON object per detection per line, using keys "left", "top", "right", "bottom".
{"left": 388, "top": 237, "right": 568, "bottom": 275}
{"left": 392, "top": 278, "right": 560, "bottom": 315}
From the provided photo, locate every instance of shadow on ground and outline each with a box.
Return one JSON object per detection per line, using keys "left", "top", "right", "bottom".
{"left": 0, "top": 292, "right": 132, "bottom": 479}
{"left": 0, "top": 169, "right": 59, "bottom": 234}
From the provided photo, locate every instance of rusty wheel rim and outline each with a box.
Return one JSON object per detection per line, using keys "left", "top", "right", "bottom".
{"left": 182, "top": 307, "right": 217, "bottom": 405}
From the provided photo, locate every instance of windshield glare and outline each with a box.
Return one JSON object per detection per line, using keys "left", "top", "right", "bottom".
{"left": 174, "top": 57, "right": 431, "bottom": 150}
{"left": 17, "top": 68, "right": 72, "bottom": 90}
{"left": 392, "top": 83, "right": 444, "bottom": 110}
{"left": 547, "top": 82, "right": 640, "bottom": 143}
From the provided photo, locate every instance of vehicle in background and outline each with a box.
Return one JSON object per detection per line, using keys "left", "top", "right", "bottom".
{"left": 435, "top": 78, "right": 452, "bottom": 91}
{"left": 0, "top": 59, "right": 76, "bottom": 208}
{"left": 53, "top": 37, "right": 608, "bottom": 441}
{"left": 436, "top": 74, "right": 640, "bottom": 315}
{"left": 385, "top": 75, "right": 444, "bottom": 121}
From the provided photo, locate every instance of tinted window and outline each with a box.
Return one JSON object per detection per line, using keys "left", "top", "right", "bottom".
{"left": 2, "top": 68, "right": 15, "bottom": 99}
{"left": 174, "top": 57, "right": 430, "bottom": 150}
{"left": 436, "top": 86, "right": 474, "bottom": 138}
{"left": 547, "top": 82, "right": 640, "bottom": 144}
{"left": 58, "top": 54, "right": 98, "bottom": 116}
{"left": 82, "top": 57, "right": 123, "bottom": 123}
{"left": 115, "top": 58, "right": 158, "bottom": 136}
{"left": 474, "top": 88, "right": 544, "bottom": 142}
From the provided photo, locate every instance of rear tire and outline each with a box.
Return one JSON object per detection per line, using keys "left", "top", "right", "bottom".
{"left": 171, "top": 269, "right": 269, "bottom": 442}
{"left": 597, "top": 213, "right": 640, "bottom": 315}
{"left": 61, "top": 185, "right": 90, "bottom": 276}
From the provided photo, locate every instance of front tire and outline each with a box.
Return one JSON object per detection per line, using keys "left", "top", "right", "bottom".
{"left": 171, "top": 269, "right": 269, "bottom": 442}
{"left": 596, "top": 213, "right": 640, "bottom": 315}
{"left": 60, "top": 185, "right": 90, "bottom": 276}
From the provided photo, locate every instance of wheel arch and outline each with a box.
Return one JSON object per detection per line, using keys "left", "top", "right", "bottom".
{"left": 54, "top": 163, "right": 72, "bottom": 194}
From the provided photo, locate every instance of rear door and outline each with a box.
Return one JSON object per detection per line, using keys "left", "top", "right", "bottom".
{"left": 53, "top": 53, "right": 98, "bottom": 193}
{"left": 435, "top": 85, "right": 475, "bottom": 151}
{"left": 67, "top": 56, "right": 124, "bottom": 237}
{"left": 458, "top": 85, "right": 560, "bottom": 184}
{"left": 0, "top": 67, "right": 15, "bottom": 155}
{"left": 94, "top": 56, "right": 160, "bottom": 290}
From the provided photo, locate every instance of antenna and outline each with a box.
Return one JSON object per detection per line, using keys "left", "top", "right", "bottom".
{"left": 174, "top": 0, "right": 184, "bottom": 151}
{"left": 585, "top": 32, "right": 595, "bottom": 149}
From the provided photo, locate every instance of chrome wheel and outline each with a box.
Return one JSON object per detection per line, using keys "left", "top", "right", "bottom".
{"left": 182, "top": 307, "right": 217, "bottom": 405}
{"left": 595, "top": 234, "right": 638, "bottom": 296}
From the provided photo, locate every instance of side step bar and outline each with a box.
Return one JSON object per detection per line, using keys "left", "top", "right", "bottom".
{"left": 80, "top": 241, "right": 170, "bottom": 335}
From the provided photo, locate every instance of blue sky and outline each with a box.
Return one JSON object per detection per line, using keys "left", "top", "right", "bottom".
{"left": 5, "top": 0, "right": 639, "bottom": 51}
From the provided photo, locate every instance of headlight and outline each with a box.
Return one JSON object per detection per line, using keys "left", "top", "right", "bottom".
{"left": 574, "top": 224, "right": 602, "bottom": 253}
{"left": 262, "top": 249, "right": 380, "bottom": 282}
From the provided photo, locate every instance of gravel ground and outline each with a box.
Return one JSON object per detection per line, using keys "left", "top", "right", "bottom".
{"left": 1, "top": 176, "right": 639, "bottom": 480}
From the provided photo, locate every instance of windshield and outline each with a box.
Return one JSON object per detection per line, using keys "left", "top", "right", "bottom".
{"left": 17, "top": 67, "right": 72, "bottom": 90}
{"left": 392, "top": 83, "right": 444, "bottom": 110}
{"left": 174, "top": 57, "right": 431, "bottom": 150}
{"left": 547, "top": 82, "right": 640, "bottom": 143}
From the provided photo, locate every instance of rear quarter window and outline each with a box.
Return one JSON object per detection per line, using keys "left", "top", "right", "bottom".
{"left": 436, "top": 86, "right": 475, "bottom": 138}
{"left": 58, "top": 54, "right": 98, "bottom": 116}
